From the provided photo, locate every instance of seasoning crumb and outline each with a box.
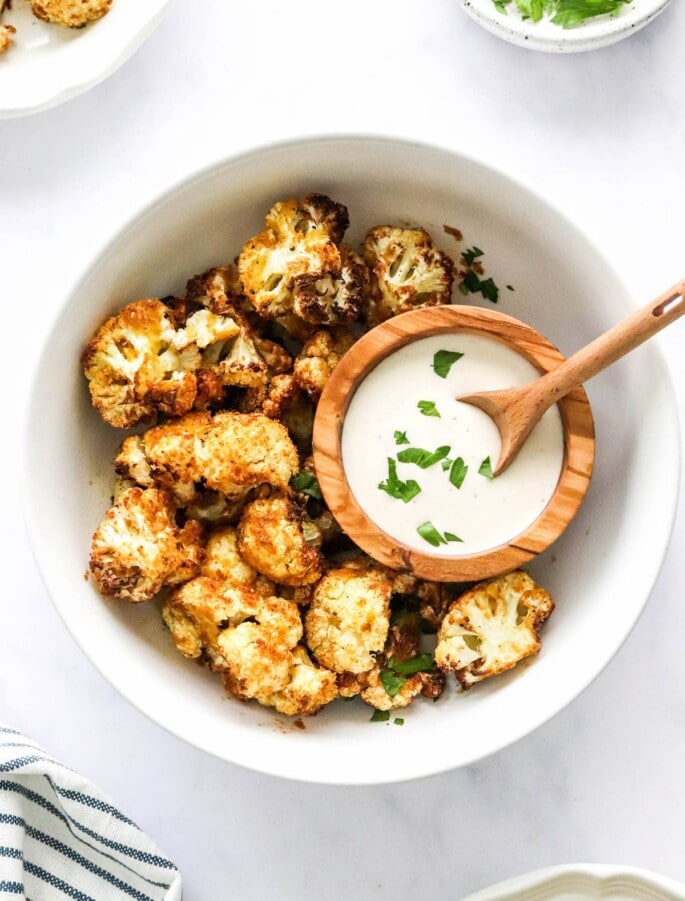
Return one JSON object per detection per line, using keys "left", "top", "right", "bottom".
{"left": 293, "top": 718, "right": 306, "bottom": 731}
{"left": 443, "top": 224, "right": 463, "bottom": 242}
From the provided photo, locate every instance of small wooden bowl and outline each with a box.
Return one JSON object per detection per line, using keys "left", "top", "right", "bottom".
{"left": 313, "top": 305, "right": 595, "bottom": 582}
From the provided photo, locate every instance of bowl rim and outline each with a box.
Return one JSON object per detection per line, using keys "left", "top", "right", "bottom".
{"left": 314, "top": 304, "right": 595, "bottom": 582}
{"left": 21, "top": 134, "right": 682, "bottom": 783}
{"left": 455, "top": 0, "right": 673, "bottom": 53}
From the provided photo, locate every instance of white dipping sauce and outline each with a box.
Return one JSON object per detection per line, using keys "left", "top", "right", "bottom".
{"left": 341, "top": 333, "right": 565, "bottom": 556}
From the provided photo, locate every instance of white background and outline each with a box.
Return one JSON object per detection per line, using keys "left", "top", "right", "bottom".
{"left": 2, "top": 1, "right": 684, "bottom": 898}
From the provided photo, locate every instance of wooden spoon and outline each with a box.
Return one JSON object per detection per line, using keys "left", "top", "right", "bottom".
{"left": 459, "top": 279, "right": 685, "bottom": 476}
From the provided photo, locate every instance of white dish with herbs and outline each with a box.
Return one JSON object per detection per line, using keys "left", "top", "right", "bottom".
{"left": 456, "top": 0, "right": 673, "bottom": 52}
{"left": 23, "top": 136, "right": 680, "bottom": 784}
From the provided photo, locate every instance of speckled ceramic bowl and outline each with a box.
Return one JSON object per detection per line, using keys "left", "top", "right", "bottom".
{"left": 456, "top": 0, "right": 672, "bottom": 52}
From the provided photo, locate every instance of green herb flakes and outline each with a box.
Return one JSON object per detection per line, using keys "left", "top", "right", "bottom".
{"left": 418, "top": 400, "right": 440, "bottom": 418}
{"left": 397, "top": 445, "right": 451, "bottom": 469}
{"left": 478, "top": 456, "right": 495, "bottom": 479}
{"left": 378, "top": 458, "right": 421, "bottom": 503}
{"left": 448, "top": 457, "right": 468, "bottom": 490}
{"left": 370, "top": 709, "right": 390, "bottom": 722}
{"left": 492, "top": 0, "right": 631, "bottom": 27}
{"left": 394, "top": 717, "right": 405, "bottom": 726}
{"left": 462, "top": 246, "right": 484, "bottom": 266}
{"left": 394, "top": 430, "right": 410, "bottom": 445}
{"left": 380, "top": 669, "right": 407, "bottom": 697}
{"left": 290, "top": 471, "right": 322, "bottom": 500}
{"left": 387, "top": 653, "right": 435, "bottom": 676}
{"left": 432, "top": 349, "right": 464, "bottom": 379}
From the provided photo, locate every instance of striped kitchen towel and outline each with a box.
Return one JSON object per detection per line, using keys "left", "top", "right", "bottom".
{"left": 0, "top": 725, "right": 182, "bottom": 900}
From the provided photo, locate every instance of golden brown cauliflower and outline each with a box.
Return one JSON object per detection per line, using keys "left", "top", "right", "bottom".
{"left": 184, "top": 266, "right": 244, "bottom": 316}
{"left": 238, "top": 194, "right": 349, "bottom": 320}
{"left": 345, "top": 608, "right": 445, "bottom": 711}
{"left": 81, "top": 299, "right": 240, "bottom": 428}
{"left": 125, "top": 410, "right": 299, "bottom": 504}
{"left": 0, "top": 24, "right": 16, "bottom": 53}
{"left": 237, "top": 492, "right": 323, "bottom": 587}
{"left": 292, "top": 245, "right": 368, "bottom": 326}
{"left": 201, "top": 525, "right": 275, "bottom": 596}
{"left": 305, "top": 567, "right": 392, "bottom": 674}
{"left": 363, "top": 226, "right": 454, "bottom": 325}
{"left": 163, "top": 578, "right": 302, "bottom": 699}
{"left": 435, "top": 570, "right": 554, "bottom": 689}
{"left": 89, "top": 487, "right": 203, "bottom": 603}
{"left": 31, "top": 0, "right": 112, "bottom": 27}
{"left": 293, "top": 327, "right": 356, "bottom": 401}
{"left": 257, "top": 646, "right": 339, "bottom": 716}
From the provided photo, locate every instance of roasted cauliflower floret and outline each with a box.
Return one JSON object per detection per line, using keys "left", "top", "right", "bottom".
{"left": 82, "top": 299, "right": 242, "bottom": 428}
{"left": 185, "top": 266, "right": 244, "bottom": 316}
{"left": 238, "top": 194, "right": 348, "bottom": 319}
{"left": 0, "top": 24, "right": 16, "bottom": 53}
{"left": 257, "top": 646, "right": 339, "bottom": 716}
{"left": 435, "top": 570, "right": 554, "bottom": 689}
{"left": 142, "top": 410, "right": 299, "bottom": 499}
{"left": 202, "top": 525, "right": 275, "bottom": 596}
{"left": 293, "top": 327, "right": 356, "bottom": 401}
{"left": 292, "top": 245, "right": 368, "bottom": 326}
{"left": 363, "top": 226, "right": 454, "bottom": 325}
{"left": 163, "top": 578, "right": 302, "bottom": 699}
{"left": 89, "top": 487, "right": 203, "bottom": 603}
{"left": 237, "top": 492, "right": 323, "bottom": 587}
{"left": 31, "top": 0, "right": 112, "bottom": 27}
{"left": 305, "top": 567, "right": 392, "bottom": 674}
{"left": 114, "top": 435, "right": 155, "bottom": 488}
{"left": 357, "top": 608, "right": 445, "bottom": 711}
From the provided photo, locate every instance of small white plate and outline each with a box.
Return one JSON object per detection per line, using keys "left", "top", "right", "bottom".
{"left": 456, "top": 0, "right": 673, "bottom": 52}
{"left": 0, "top": 0, "right": 169, "bottom": 118}
{"left": 464, "top": 864, "right": 685, "bottom": 900}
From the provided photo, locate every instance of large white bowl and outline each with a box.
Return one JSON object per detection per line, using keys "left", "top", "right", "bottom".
{"left": 24, "top": 136, "right": 680, "bottom": 785}
{"left": 464, "top": 864, "right": 685, "bottom": 900}
{"left": 0, "top": 0, "right": 169, "bottom": 118}
{"left": 456, "top": 0, "right": 672, "bottom": 52}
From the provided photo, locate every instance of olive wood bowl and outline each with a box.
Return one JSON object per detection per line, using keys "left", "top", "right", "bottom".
{"left": 313, "top": 305, "right": 595, "bottom": 582}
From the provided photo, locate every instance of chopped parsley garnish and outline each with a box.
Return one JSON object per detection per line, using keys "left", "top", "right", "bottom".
{"left": 380, "top": 669, "right": 406, "bottom": 698}
{"left": 462, "top": 246, "right": 484, "bottom": 266}
{"left": 394, "top": 430, "right": 410, "bottom": 445}
{"left": 394, "top": 717, "right": 405, "bottom": 726}
{"left": 479, "top": 278, "right": 500, "bottom": 303}
{"left": 441, "top": 458, "right": 452, "bottom": 471}
{"left": 378, "top": 458, "right": 421, "bottom": 503}
{"left": 417, "top": 400, "right": 440, "bottom": 418}
{"left": 370, "top": 709, "right": 390, "bottom": 722}
{"left": 387, "top": 653, "right": 435, "bottom": 676}
{"left": 380, "top": 654, "right": 436, "bottom": 698}
{"left": 478, "top": 456, "right": 495, "bottom": 479}
{"left": 448, "top": 457, "right": 468, "bottom": 490}
{"left": 417, "top": 522, "right": 463, "bottom": 547}
{"left": 290, "top": 471, "right": 322, "bottom": 500}
{"left": 397, "top": 445, "right": 451, "bottom": 469}
{"left": 432, "top": 349, "right": 464, "bottom": 378}
{"left": 492, "top": 0, "right": 631, "bottom": 27}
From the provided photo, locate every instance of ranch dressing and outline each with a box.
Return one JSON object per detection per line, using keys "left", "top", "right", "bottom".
{"left": 341, "top": 333, "right": 565, "bottom": 556}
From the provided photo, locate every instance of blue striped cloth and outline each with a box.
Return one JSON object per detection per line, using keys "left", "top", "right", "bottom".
{"left": 0, "top": 726, "right": 182, "bottom": 900}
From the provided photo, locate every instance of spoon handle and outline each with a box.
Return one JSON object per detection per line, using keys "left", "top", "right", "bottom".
{"left": 532, "top": 278, "right": 685, "bottom": 406}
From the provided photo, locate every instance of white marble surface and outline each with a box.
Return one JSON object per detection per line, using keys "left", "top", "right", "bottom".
{"left": 2, "top": 1, "right": 685, "bottom": 898}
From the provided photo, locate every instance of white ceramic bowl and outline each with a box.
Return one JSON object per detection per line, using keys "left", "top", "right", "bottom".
{"left": 24, "top": 136, "right": 680, "bottom": 785}
{"left": 0, "top": 0, "right": 169, "bottom": 118}
{"left": 463, "top": 864, "right": 685, "bottom": 900}
{"left": 457, "top": 0, "right": 672, "bottom": 52}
